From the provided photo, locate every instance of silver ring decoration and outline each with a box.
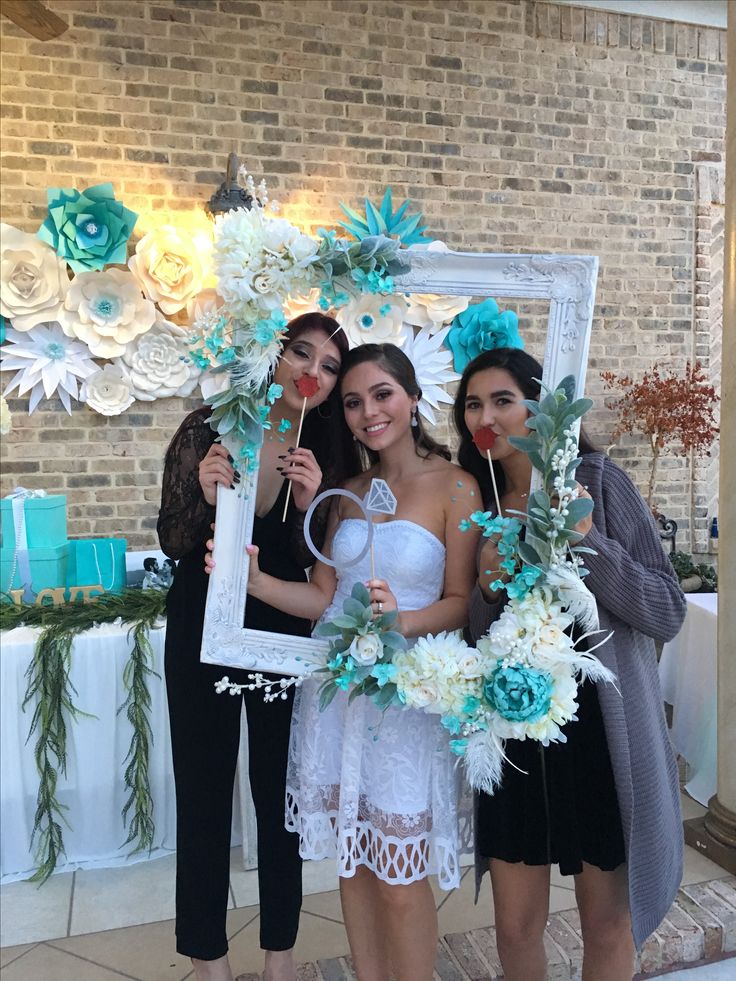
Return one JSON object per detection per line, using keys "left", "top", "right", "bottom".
{"left": 377, "top": 601, "right": 383, "bottom": 613}
{"left": 303, "top": 488, "right": 373, "bottom": 569}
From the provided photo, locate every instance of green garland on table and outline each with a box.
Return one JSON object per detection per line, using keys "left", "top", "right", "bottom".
{"left": 0, "top": 588, "right": 168, "bottom": 883}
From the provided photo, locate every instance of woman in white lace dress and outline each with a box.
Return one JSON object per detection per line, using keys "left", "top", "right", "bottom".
{"left": 245, "top": 344, "right": 480, "bottom": 980}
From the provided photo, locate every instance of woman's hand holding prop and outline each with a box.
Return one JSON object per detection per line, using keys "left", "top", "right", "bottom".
{"left": 199, "top": 444, "right": 240, "bottom": 506}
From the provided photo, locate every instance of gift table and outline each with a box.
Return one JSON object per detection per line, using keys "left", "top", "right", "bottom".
{"left": 0, "top": 620, "right": 255, "bottom": 883}
{"left": 659, "top": 592, "right": 718, "bottom": 807}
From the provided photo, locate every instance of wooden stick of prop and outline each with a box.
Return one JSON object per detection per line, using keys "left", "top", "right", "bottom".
{"left": 472, "top": 428, "right": 502, "bottom": 516}
{"left": 281, "top": 376, "right": 320, "bottom": 522}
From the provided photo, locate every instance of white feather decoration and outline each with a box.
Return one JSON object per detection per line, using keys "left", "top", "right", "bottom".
{"left": 463, "top": 728, "right": 505, "bottom": 795}
{"left": 545, "top": 563, "right": 600, "bottom": 632}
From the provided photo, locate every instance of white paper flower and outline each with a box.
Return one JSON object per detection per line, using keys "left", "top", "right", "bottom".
{"left": 115, "top": 317, "right": 201, "bottom": 400}
{"left": 187, "top": 289, "right": 224, "bottom": 334}
{"left": 0, "top": 224, "right": 70, "bottom": 331}
{"left": 1, "top": 323, "right": 98, "bottom": 414}
{"left": 129, "top": 225, "right": 209, "bottom": 315}
{"left": 213, "top": 208, "right": 317, "bottom": 321}
{"left": 59, "top": 267, "right": 156, "bottom": 359}
{"left": 0, "top": 395, "right": 11, "bottom": 435}
{"left": 399, "top": 325, "right": 459, "bottom": 425}
{"left": 337, "top": 293, "right": 409, "bottom": 348}
{"left": 404, "top": 293, "right": 470, "bottom": 334}
{"left": 81, "top": 364, "right": 134, "bottom": 416}
{"left": 283, "top": 288, "right": 322, "bottom": 322}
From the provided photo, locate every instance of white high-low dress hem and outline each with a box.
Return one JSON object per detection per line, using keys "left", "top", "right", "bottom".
{"left": 285, "top": 519, "right": 470, "bottom": 890}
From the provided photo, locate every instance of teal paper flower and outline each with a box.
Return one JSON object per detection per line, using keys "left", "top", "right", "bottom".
{"left": 483, "top": 665, "right": 552, "bottom": 723}
{"left": 338, "top": 187, "right": 430, "bottom": 246}
{"left": 370, "top": 662, "right": 396, "bottom": 688}
{"left": 38, "top": 183, "right": 138, "bottom": 273}
{"left": 444, "top": 299, "right": 523, "bottom": 373}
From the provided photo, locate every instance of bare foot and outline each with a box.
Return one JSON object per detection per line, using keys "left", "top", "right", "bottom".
{"left": 263, "top": 948, "right": 296, "bottom": 981}
{"left": 192, "top": 954, "right": 234, "bottom": 981}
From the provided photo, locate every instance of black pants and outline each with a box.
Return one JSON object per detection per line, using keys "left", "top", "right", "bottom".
{"left": 165, "top": 624, "right": 302, "bottom": 960}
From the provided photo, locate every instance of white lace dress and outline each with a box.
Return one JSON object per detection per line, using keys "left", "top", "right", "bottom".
{"left": 286, "top": 519, "right": 469, "bottom": 890}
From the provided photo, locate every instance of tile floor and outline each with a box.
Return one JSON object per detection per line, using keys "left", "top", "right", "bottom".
{"left": 0, "top": 794, "right": 728, "bottom": 981}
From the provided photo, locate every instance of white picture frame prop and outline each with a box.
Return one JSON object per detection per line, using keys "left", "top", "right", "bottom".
{"left": 200, "top": 248, "right": 598, "bottom": 673}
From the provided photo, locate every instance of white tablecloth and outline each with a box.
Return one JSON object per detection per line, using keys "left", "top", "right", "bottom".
{"left": 659, "top": 592, "right": 718, "bottom": 806}
{"left": 0, "top": 621, "right": 253, "bottom": 883}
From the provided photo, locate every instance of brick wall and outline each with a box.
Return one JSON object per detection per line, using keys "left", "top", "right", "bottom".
{"left": 0, "top": 0, "right": 726, "bottom": 549}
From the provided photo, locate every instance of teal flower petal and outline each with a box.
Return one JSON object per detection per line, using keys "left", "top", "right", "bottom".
{"left": 444, "top": 298, "right": 523, "bottom": 372}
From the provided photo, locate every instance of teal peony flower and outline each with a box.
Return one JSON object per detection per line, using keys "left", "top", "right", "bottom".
{"left": 37, "top": 183, "right": 138, "bottom": 274}
{"left": 444, "top": 299, "right": 523, "bottom": 373}
{"left": 483, "top": 664, "right": 552, "bottom": 723}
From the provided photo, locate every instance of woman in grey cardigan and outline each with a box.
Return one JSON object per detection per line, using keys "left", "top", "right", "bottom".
{"left": 454, "top": 348, "right": 686, "bottom": 981}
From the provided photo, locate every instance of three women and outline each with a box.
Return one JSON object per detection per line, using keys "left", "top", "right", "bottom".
{"left": 162, "top": 330, "right": 685, "bottom": 981}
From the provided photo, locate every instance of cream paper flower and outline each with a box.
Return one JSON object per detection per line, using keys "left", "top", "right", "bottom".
{"left": 283, "top": 288, "right": 322, "bottom": 322}
{"left": 404, "top": 293, "right": 470, "bottom": 334}
{"left": 115, "top": 317, "right": 202, "bottom": 400}
{"left": 0, "top": 395, "right": 11, "bottom": 436}
{"left": 0, "top": 224, "right": 70, "bottom": 331}
{"left": 129, "top": 225, "right": 208, "bottom": 315}
{"left": 399, "top": 325, "right": 459, "bottom": 425}
{"left": 59, "top": 267, "right": 156, "bottom": 359}
{"left": 337, "top": 293, "right": 409, "bottom": 349}
{"left": 1, "top": 323, "right": 98, "bottom": 414}
{"left": 81, "top": 364, "right": 134, "bottom": 416}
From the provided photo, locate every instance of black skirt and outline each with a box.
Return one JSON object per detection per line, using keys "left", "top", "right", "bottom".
{"left": 476, "top": 679, "right": 626, "bottom": 876}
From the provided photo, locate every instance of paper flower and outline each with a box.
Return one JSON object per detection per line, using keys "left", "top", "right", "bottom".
{"left": 37, "top": 183, "right": 138, "bottom": 273}
{"left": 283, "top": 288, "right": 322, "bottom": 321}
{"left": 338, "top": 188, "right": 430, "bottom": 246}
{"left": 473, "top": 427, "right": 497, "bottom": 452}
{"left": 59, "top": 267, "right": 156, "bottom": 359}
{"left": 337, "top": 292, "right": 409, "bottom": 348}
{"left": 399, "top": 325, "right": 459, "bottom": 425}
{"left": 81, "top": 364, "right": 134, "bottom": 416}
{"left": 115, "top": 317, "right": 202, "bottom": 401}
{"left": 0, "top": 224, "right": 70, "bottom": 331}
{"left": 404, "top": 293, "right": 470, "bottom": 334}
{"left": 444, "top": 299, "right": 523, "bottom": 373}
{"left": 213, "top": 207, "right": 317, "bottom": 321}
{"left": 0, "top": 323, "right": 98, "bottom": 414}
{"left": 129, "top": 225, "right": 208, "bottom": 315}
{"left": 0, "top": 395, "right": 11, "bottom": 435}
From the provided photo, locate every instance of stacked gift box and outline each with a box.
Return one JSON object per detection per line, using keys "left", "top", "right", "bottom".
{"left": 1, "top": 493, "right": 126, "bottom": 600}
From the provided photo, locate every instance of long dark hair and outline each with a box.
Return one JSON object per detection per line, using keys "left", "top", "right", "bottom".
{"left": 338, "top": 343, "right": 451, "bottom": 472}
{"left": 453, "top": 347, "right": 597, "bottom": 504}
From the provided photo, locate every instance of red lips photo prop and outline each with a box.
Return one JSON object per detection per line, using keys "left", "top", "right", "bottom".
{"left": 473, "top": 427, "right": 497, "bottom": 452}
{"left": 296, "top": 376, "right": 320, "bottom": 399}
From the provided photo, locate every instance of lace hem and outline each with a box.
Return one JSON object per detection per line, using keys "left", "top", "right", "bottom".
{"left": 286, "top": 789, "right": 462, "bottom": 890}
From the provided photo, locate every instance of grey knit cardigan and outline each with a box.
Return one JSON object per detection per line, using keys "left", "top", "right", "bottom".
{"left": 468, "top": 452, "right": 687, "bottom": 950}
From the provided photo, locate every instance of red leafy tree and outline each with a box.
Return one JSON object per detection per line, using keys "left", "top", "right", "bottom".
{"left": 601, "top": 362, "right": 719, "bottom": 507}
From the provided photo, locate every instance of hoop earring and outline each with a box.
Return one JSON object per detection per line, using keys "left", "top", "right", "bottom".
{"left": 317, "top": 401, "right": 332, "bottom": 420}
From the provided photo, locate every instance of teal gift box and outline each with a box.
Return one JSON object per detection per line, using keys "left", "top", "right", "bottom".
{"left": 1, "top": 495, "right": 67, "bottom": 550}
{"left": 67, "top": 538, "right": 127, "bottom": 595}
{"left": 1, "top": 543, "right": 70, "bottom": 595}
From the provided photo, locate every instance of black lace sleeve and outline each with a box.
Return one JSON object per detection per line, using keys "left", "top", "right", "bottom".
{"left": 157, "top": 410, "right": 217, "bottom": 560}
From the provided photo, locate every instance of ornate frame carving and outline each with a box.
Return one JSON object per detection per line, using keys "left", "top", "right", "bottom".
{"left": 201, "top": 248, "right": 598, "bottom": 673}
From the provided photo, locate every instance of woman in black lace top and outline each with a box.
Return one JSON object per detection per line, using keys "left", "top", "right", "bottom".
{"left": 158, "top": 313, "right": 357, "bottom": 981}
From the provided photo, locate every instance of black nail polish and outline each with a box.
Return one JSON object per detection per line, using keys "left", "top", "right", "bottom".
{"left": 278, "top": 454, "right": 287, "bottom": 459}
{"left": 234, "top": 474, "right": 241, "bottom": 483}
{"left": 230, "top": 483, "right": 235, "bottom": 490}
{"left": 227, "top": 454, "right": 234, "bottom": 463}
{"left": 287, "top": 447, "right": 295, "bottom": 454}
{"left": 276, "top": 467, "right": 284, "bottom": 473}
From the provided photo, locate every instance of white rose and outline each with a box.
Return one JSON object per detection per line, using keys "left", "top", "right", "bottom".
{"left": 349, "top": 632, "right": 382, "bottom": 666}
{"left": 456, "top": 650, "right": 484, "bottom": 680}
{"left": 405, "top": 681, "right": 440, "bottom": 710}
{"left": 404, "top": 293, "right": 471, "bottom": 333}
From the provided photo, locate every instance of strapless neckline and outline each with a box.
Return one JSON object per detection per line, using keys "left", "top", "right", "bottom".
{"left": 338, "top": 517, "right": 445, "bottom": 553}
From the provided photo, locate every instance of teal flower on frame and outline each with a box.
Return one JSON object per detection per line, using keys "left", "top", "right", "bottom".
{"left": 444, "top": 299, "right": 523, "bottom": 373}
{"left": 483, "top": 665, "right": 552, "bottom": 723}
{"left": 338, "top": 187, "right": 430, "bottom": 246}
{"left": 37, "top": 183, "right": 138, "bottom": 274}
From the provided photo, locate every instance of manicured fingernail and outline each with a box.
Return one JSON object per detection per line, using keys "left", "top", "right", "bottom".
{"left": 276, "top": 467, "right": 284, "bottom": 473}
{"left": 234, "top": 474, "right": 241, "bottom": 483}
{"left": 278, "top": 454, "right": 287, "bottom": 459}
{"left": 230, "top": 482, "right": 235, "bottom": 489}
{"left": 227, "top": 454, "right": 234, "bottom": 463}
{"left": 287, "top": 447, "right": 295, "bottom": 453}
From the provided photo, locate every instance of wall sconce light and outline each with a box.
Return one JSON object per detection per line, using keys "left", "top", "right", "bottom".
{"left": 205, "top": 152, "right": 254, "bottom": 217}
